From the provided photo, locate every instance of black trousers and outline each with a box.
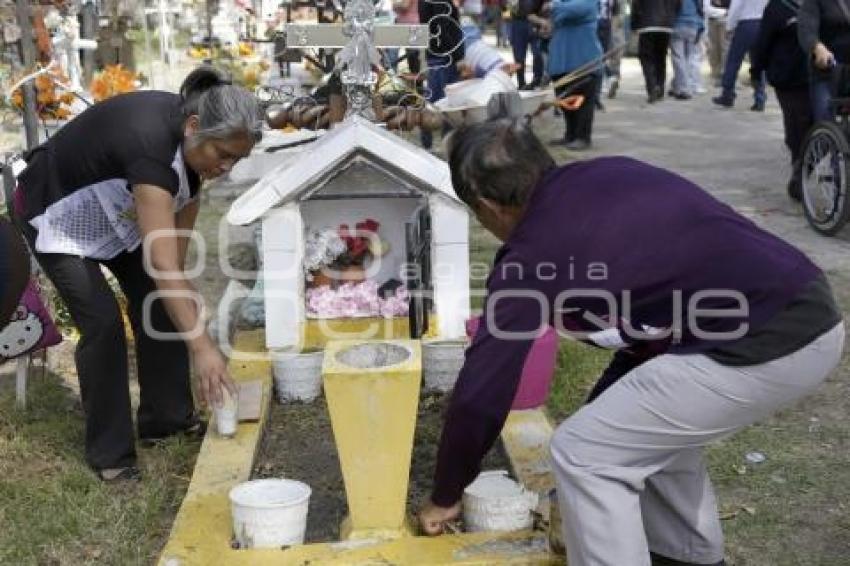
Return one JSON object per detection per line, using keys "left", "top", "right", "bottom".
{"left": 553, "top": 72, "right": 600, "bottom": 143}
{"left": 15, "top": 218, "right": 194, "bottom": 470}
{"left": 638, "top": 32, "right": 671, "bottom": 97}
{"left": 775, "top": 87, "right": 813, "bottom": 165}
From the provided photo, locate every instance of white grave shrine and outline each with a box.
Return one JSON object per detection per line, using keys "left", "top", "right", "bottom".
{"left": 227, "top": 115, "right": 470, "bottom": 349}
{"left": 227, "top": 0, "right": 469, "bottom": 350}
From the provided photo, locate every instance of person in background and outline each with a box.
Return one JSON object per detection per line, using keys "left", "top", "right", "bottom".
{"left": 462, "top": 0, "right": 485, "bottom": 25}
{"left": 690, "top": 2, "right": 708, "bottom": 94}
{"left": 606, "top": 0, "right": 626, "bottom": 97}
{"left": 460, "top": 21, "right": 523, "bottom": 77}
{"left": 596, "top": 0, "right": 621, "bottom": 106}
{"left": 798, "top": 0, "right": 850, "bottom": 121}
{"left": 485, "top": 0, "right": 508, "bottom": 47}
{"left": 418, "top": 119, "right": 844, "bottom": 566}
{"left": 510, "top": 0, "right": 545, "bottom": 89}
{"left": 393, "top": 0, "right": 421, "bottom": 75}
{"left": 706, "top": 0, "right": 730, "bottom": 87}
{"left": 11, "top": 67, "right": 261, "bottom": 482}
{"left": 546, "top": 0, "right": 602, "bottom": 150}
{"left": 752, "top": 0, "right": 809, "bottom": 201}
{"left": 712, "top": 0, "right": 768, "bottom": 110}
{"left": 419, "top": 0, "right": 465, "bottom": 149}
{"left": 0, "top": 218, "right": 30, "bottom": 327}
{"left": 669, "top": 0, "right": 705, "bottom": 99}
{"left": 631, "top": 0, "right": 682, "bottom": 103}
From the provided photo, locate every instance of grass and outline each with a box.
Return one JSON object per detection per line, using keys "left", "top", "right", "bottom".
{"left": 0, "top": 371, "right": 197, "bottom": 566}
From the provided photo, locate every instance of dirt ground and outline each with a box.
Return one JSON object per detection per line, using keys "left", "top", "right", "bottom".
{"left": 252, "top": 389, "right": 511, "bottom": 542}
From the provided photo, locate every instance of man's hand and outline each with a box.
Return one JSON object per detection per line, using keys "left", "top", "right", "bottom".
{"left": 193, "top": 342, "right": 238, "bottom": 408}
{"left": 814, "top": 42, "right": 835, "bottom": 71}
{"left": 418, "top": 500, "right": 462, "bottom": 535}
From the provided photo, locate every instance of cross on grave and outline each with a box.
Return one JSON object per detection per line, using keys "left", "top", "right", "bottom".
{"left": 284, "top": 0, "right": 428, "bottom": 119}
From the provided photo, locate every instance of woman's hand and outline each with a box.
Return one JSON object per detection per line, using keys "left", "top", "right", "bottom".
{"left": 193, "top": 341, "right": 238, "bottom": 408}
{"left": 418, "top": 500, "right": 462, "bottom": 535}
{"left": 813, "top": 42, "right": 835, "bottom": 70}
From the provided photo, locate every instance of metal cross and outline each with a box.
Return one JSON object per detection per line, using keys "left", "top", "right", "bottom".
{"left": 284, "top": 0, "right": 428, "bottom": 119}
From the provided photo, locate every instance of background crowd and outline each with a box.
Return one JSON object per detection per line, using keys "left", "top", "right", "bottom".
{"left": 403, "top": 0, "right": 850, "bottom": 200}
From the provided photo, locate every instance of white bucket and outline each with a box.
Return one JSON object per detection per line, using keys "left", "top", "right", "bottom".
{"left": 462, "top": 470, "right": 538, "bottom": 533}
{"left": 229, "top": 479, "right": 312, "bottom": 548}
{"left": 272, "top": 350, "right": 324, "bottom": 403}
{"left": 422, "top": 340, "right": 466, "bottom": 392}
{"left": 468, "top": 69, "right": 517, "bottom": 107}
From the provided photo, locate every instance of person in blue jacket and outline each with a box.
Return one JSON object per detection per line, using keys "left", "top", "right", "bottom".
{"left": 547, "top": 0, "right": 603, "bottom": 150}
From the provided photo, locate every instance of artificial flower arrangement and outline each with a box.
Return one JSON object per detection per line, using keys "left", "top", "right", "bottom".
{"left": 303, "top": 219, "right": 408, "bottom": 318}
{"left": 90, "top": 64, "right": 138, "bottom": 102}
{"left": 11, "top": 71, "right": 75, "bottom": 120}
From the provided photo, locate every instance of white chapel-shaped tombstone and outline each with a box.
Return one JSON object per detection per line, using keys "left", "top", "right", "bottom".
{"left": 227, "top": 116, "right": 470, "bottom": 350}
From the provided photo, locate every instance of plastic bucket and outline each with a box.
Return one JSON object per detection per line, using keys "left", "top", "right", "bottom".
{"left": 422, "top": 340, "right": 466, "bottom": 392}
{"left": 468, "top": 69, "right": 517, "bottom": 107}
{"left": 229, "top": 479, "right": 312, "bottom": 548}
{"left": 462, "top": 470, "right": 538, "bottom": 532}
{"left": 272, "top": 350, "right": 324, "bottom": 403}
{"left": 466, "top": 317, "right": 558, "bottom": 409}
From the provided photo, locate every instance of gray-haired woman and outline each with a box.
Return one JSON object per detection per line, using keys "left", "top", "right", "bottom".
{"left": 11, "top": 67, "right": 262, "bottom": 481}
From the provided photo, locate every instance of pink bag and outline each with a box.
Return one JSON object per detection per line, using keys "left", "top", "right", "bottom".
{"left": 0, "top": 279, "right": 62, "bottom": 364}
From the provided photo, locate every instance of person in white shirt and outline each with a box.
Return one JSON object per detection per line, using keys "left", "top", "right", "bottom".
{"left": 711, "top": 0, "right": 768, "bottom": 110}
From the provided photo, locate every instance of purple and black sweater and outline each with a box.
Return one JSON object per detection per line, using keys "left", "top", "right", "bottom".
{"left": 431, "top": 156, "right": 837, "bottom": 506}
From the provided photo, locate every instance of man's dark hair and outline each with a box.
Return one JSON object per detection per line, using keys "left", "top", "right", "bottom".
{"left": 447, "top": 119, "right": 556, "bottom": 210}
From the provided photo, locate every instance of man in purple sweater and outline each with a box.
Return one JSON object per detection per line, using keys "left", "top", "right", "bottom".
{"left": 417, "top": 120, "right": 844, "bottom": 566}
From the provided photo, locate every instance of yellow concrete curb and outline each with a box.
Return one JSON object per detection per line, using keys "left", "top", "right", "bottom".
{"left": 158, "top": 330, "right": 561, "bottom": 565}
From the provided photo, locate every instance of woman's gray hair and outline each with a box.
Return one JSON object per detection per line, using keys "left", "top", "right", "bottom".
{"left": 447, "top": 119, "right": 556, "bottom": 209}
{"left": 180, "top": 66, "right": 263, "bottom": 145}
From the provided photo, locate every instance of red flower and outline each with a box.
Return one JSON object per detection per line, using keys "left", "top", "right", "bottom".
{"left": 355, "top": 219, "right": 380, "bottom": 234}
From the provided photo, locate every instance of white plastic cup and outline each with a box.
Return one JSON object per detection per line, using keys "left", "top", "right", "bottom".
{"left": 229, "top": 479, "right": 312, "bottom": 548}
{"left": 215, "top": 387, "right": 239, "bottom": 438}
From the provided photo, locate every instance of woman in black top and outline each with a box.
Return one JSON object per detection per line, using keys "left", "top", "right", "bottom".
{"left": 12, "top": 67, "right": 261, "bottom": 481}
{"left": 798, "top": 0, "right": 850, "bottom": 120}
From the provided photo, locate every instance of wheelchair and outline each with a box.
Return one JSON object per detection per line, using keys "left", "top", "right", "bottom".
{"left": 800, "top": 64, "right": 850, "bottom": 236}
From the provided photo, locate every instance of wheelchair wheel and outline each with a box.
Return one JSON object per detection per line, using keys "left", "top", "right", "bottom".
{"left": 800, "top": 121, "right": 850, "bottom": 236}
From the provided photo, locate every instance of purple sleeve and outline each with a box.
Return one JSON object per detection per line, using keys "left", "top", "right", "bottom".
{"left": 430, "top": 253, "right": 544, "bottom": 506}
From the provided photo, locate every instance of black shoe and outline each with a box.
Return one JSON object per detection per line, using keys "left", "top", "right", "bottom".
{"left": 139, "top": 419, "right": 207, "bottom": 448}
{"left": 750, "top": 101, "right": 766, "bottom": 112}
{"left": 669, "top": 91, "right": 692, "bottom": 100}
{"left": 648, "top": 87, "right": 664, "bottom": 104}
{"left": 97, "top": 465, "right": 142, "bottom": 483}
{"left": 565, "top": 139, "right": 591, "bottom": 151}
{"left": 607, "top": 77, "right": 619, "bottom": 99}
{"left": 549, "top": 136, "right": 571, "bottom": 146}
{"left": 650, "top": 552, "right": 726, "bottom": 566}
{"left": 712, "top": 95, "right": 734, "bottom": 108}
{"left": 595, "top": 100, "right": 606, "bottom": 112}
{"left": 788, "top": 176, "right": 803, "bottom": 202}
